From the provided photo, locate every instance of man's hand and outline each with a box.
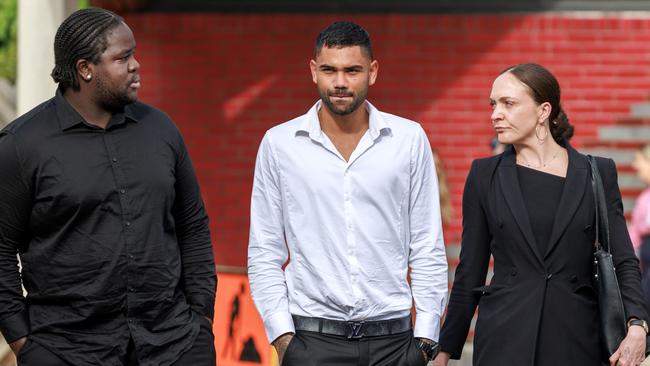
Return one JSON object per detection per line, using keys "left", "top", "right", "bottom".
{"left": 609, "top": 326, "right": 646, "bottom": 366}
{"left": 9, "top": 336, "right": 27, "bottom": 355}
{"left": 272, "top": 333, "right": 294, "bottom": 365}
{"left": 416, "top": 338, "right": 434, "bottom": 363}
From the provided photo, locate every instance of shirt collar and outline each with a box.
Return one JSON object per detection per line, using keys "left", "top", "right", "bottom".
{"left": 297, "top": 100, "right": 391, "bottom": 141}
{"left": 54, "top": 87, "right": 139, "bottom": 131}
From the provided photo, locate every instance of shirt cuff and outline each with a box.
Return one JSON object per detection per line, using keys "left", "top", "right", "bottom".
{"left": 0, "top": 309, "right": 30, "bottom": 343}
{"left": 264, "top": 311, "right": 295, "bottom": 343}
{"left": 413, "top": 312, "right": 441, "bottom": 341}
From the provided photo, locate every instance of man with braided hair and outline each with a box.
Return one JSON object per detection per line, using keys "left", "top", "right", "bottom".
{"left": 0, "top": 8, "right": 216, "bottom": 365}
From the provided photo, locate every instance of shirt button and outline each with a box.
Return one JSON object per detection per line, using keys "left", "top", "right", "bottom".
{"left": 119, "top": 189, "right": 126, "bottom": 194}
{"left": 546, "top": 273, "right": 553, "bottom": 280}
{"left": 112, "top": 157, "right": 118, "bottom": 163}
{"left": 125, "top": 221, "right": 131, "bottom": 227}
{"left": 129, "top": 254, "right": 135, "bottom": 260}
{"left": 129, "top": 288, "right": 136, "bottom": 292}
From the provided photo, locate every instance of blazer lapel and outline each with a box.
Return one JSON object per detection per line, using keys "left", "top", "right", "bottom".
{"left": 544, "top": 143, "right": 589, "bottom": 258}
{"left": 498, "top": 147, "right": 545, "bottom": 265}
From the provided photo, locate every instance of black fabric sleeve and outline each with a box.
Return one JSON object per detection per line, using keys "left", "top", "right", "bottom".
{"left": 598, "top": 157, "right": 648, "bottom": 322}
{"left": 439, "top": 160, "right": 492, "bottom": 359}
{"left": 0, "top": 132, "right": 31, "bottom": 342}
{"left": 172, "top": 132, "right": 216, "bottom": 320}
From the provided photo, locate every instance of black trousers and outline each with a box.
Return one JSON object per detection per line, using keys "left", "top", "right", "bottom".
{"left": 16, "top": 317, "right": 216, "bottom": 366}
{"left": 281, "top": 329, "right": 427, "bottom": 366}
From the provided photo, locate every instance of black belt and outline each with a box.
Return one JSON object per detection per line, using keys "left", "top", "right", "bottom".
{"left": 292, "top": 314, "right": 412, "bottom": 339}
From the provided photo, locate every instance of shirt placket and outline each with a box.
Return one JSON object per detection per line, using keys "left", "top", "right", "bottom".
{"left": 344, "top": 167, "right": 362, "bottom": 312}
{"left": 103, "top": 131, "right": 139, "bottom": 331}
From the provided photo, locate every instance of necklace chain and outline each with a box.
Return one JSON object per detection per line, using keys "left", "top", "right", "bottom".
{"left": 517, "top": 150, "right": 559, "bottom": 169}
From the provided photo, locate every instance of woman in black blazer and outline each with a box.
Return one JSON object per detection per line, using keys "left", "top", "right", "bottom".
{"left": 435, "top": 64, "right": 648, "bottom": 366}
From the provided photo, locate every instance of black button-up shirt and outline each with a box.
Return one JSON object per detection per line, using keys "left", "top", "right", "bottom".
{"left": 0, "top": 89, "right": 216, "bottom": 365}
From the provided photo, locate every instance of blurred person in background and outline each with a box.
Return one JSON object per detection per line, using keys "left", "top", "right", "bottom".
{"left": 0, "top": 8, "right": 216, "bottom": 366}
{"left": 435, "top": 63, "right": 648, "bottom": 366}
{"left": 630, "top": 143, "right": 650, "bottom": 315}
{"left": 248, "top": 20, "right": 448, "bottom": 366}
{"left": 432, "top": 150, "right": 454, "bottom": 226}
{"left": 489, "top": 136, "right": 506, "bottom": 155}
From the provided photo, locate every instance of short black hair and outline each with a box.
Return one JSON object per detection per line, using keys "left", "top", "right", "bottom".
{"left": 314, "top": 21, "right": 373, "bottom": 60}
{"left": 51, "top": 8, "right": 124, "bottom": 91}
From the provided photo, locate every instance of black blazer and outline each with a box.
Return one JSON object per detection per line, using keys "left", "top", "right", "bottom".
{"left": 439, "top": 143, "right": 648, "bottom": 365}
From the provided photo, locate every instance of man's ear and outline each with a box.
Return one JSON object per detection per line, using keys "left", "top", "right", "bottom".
{"left": 76, "top": 59, "right": 93, "bottom": 82}
{"left": 310, "top": 59, "right": 318, "bottom": 85}
{"left": 368, "top": 60, "right": 379, "bottom": 86}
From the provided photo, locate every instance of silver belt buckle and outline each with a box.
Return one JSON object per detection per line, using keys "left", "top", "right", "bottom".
{"left": 347, "top": 321, "right": 365, "bottom": 339}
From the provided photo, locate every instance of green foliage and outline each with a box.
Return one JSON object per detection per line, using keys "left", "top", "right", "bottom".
{"left": 0, "top": 0, "right": 16, "bottom": 83}
{"left": 0, "top": 0, "right": 89, "bottom": 84}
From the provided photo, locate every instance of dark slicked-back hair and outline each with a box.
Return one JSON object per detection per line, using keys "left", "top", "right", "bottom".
{"left": 314, "top": 21, "right": 373, "bottom": 60}
{"left": 51, "top": 8, "right": 124, "bottom": 91}
{"left": 501, "top": 63, "right": 575, "bottom": 142}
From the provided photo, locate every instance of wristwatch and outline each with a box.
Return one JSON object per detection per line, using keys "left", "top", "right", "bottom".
{"left": 627, "top": 318, "right": 649, "bottom": 334}
{"left": 416, "top": 338, "right": 440, "bottom": 360}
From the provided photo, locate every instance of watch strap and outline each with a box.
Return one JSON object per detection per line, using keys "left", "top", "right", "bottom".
{"left": 416, "top": 339, "right": 440, "bottom": 359}
{"left": 628, "top": 318, "right": 649, "bottom": 334}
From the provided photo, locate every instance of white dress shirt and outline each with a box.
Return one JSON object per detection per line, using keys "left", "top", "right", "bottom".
{"left": 248, "top": 100, "right": 448, "bottom": 343}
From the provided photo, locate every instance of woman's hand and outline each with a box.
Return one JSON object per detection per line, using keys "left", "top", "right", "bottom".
{"left": 432, "top": 351, "right": 451, "bottom": 366}
{"left": 609, "top": 326, "right": 646, "bottom": 366}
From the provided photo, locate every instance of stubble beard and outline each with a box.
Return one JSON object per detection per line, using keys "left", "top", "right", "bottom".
{"left": 319, "top": 87, "right": 368, "bottom": 116}
{"left": 95, "top": 73, "right": 137, "bottom": 112}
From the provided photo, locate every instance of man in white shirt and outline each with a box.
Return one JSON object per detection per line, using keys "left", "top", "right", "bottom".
{"left": 248, "top": 21, "right": 448, "bottom": 366}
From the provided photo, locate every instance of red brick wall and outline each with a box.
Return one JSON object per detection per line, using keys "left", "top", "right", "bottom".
{"left": 124, "top": 13, "right": 650, "bottom": 267}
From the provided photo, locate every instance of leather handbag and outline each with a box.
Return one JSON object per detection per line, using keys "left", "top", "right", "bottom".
{"left": 588, "top": 156, "right": 627, "bottom": 356}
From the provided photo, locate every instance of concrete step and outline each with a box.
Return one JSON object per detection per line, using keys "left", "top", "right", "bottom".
{"left": 618, "top": 170, "right": 645, "bottom": 188}
{"left": 580, "top": 147, "right": 635, "bottom": 165}
{"left": 599, "top": 126, "right": 650, "bottom": 142}
{"left": 631, "top": 103, "right": 650, "bottom": 118}
{"left": 623, "top": 197, "right": 636, "bottom": 214}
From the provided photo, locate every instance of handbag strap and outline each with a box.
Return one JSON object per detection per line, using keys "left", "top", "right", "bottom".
{"left": 587, "top": 155, "right": 610, "bottom": 253}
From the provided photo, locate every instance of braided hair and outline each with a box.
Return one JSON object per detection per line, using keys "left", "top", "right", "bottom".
{"left": 51, "top": 8, "right": 124, "bottom": 91}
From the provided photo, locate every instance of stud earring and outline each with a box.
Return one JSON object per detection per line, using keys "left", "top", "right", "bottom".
{"left": 86, "top": 74, "right": 92, "bottom": 80}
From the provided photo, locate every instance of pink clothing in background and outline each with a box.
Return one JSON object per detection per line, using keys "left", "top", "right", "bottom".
{"left": 630, "top": 188, "right": 650, "bottom": 250}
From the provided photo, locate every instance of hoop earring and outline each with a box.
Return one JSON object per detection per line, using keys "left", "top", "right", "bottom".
{"left": 535, "top": 124, "right": 548, "bottom": 144}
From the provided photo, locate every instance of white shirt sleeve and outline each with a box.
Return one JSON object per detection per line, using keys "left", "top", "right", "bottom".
{"left": 408, "top": 126, "right": 449, "bottom": 341}
{"left": 247, "top": 132, "right": 295, "bottom": 343}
